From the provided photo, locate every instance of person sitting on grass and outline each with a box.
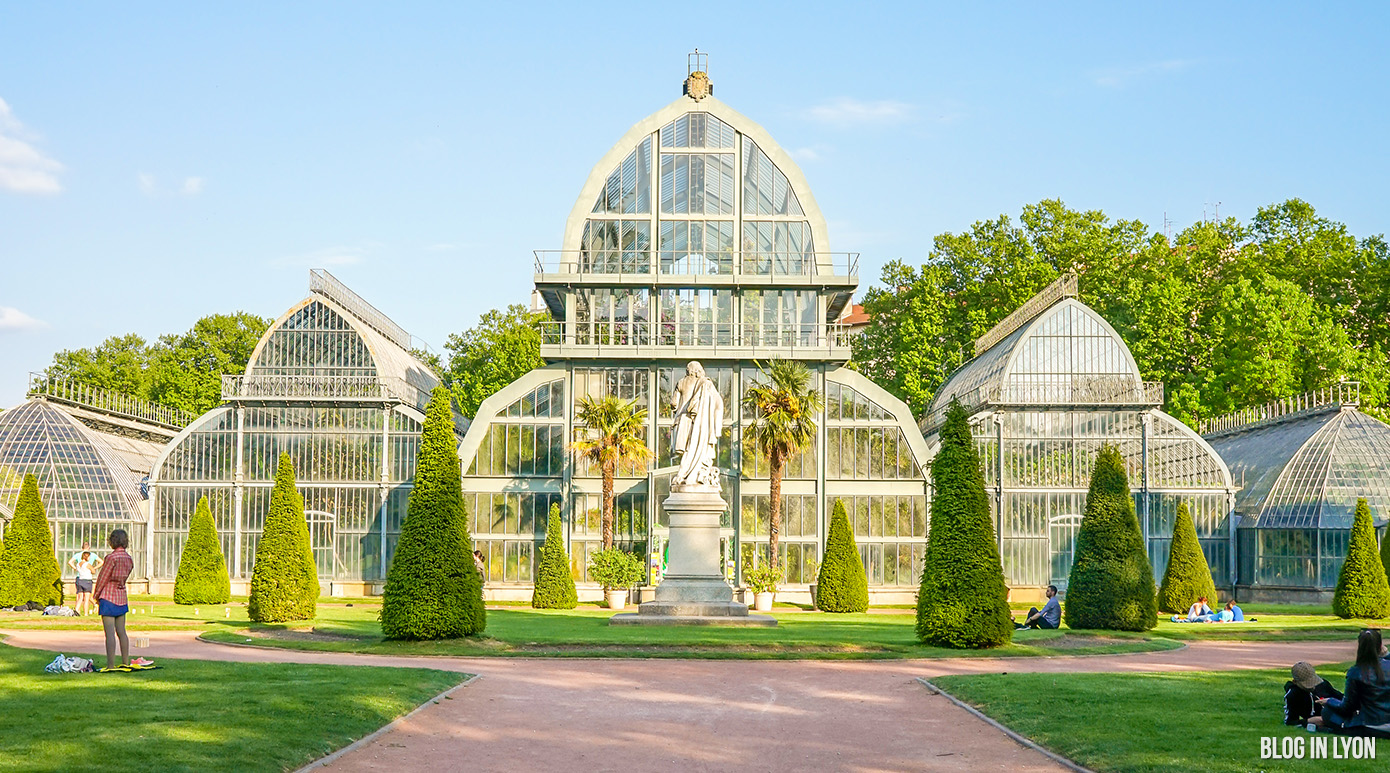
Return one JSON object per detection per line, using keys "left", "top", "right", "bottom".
{"left": 92, "top": 529, "right": 134, "bottom": 672}
{"left": 1171, "top": 596, "right": 1215, "bottom": 623}
{"left": 1015, "top": 585, "right": 1061, "bottom": 630}
{"left": 1316, "top": 629, "right": 1390, "bottom": 738}
{"left": 1286, "top": 661, "right": 1343, "bottom": 727}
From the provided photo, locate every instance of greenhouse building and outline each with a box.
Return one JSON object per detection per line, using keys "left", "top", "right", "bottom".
{"left": 458, "top": 60, "right": 932, "bottom": 602}
{"left": 0, "top": 378, "right": 188, "bottom": 592}
{"left": 919, "top": 275, "right": 1239, "bottom": 594}
{"left": 1203, "top": 384, "right": 1390, "bottom": 600}
{"left": 144, "top": 270, "right": 457, "bottom": 594}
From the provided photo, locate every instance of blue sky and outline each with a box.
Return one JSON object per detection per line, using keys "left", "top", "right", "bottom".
{"left": 3, "top": 3, "right": 1388, "bottom": 407}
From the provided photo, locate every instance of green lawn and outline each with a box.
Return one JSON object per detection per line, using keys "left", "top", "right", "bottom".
{"left": 932, "top": 666, "right": 1382, "bottom": 773}
{"left": 195, "top": 607, "right": 1182, "bottom": 659}
{"left": 0, "top": 645, "right": 464, "bottom": 773}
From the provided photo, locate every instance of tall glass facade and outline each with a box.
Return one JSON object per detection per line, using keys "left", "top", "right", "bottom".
{"left": 1206, "top": 391, "right": 1390, "bottom": 590}
{"left": 146, "top": 271, "right": 450, "bottom": 586}
{"left": 922, "top": 288, "right": 1237, "bottom": 591}
{"left": 464, "top": 78, "right": 930, "bottom": 594}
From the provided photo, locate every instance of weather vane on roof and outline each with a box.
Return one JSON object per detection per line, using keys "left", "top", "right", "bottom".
{"left": 684, "top": 49, "right": 711, "bottom": 100}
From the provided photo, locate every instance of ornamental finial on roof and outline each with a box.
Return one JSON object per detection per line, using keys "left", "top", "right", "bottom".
{"left": 684, "top": 49, "right": 712, "bottom": 101}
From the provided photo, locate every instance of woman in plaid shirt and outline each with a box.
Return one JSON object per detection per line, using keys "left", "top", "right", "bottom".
{"left": 92, "top": 529, "right": 134, "bottom": 671}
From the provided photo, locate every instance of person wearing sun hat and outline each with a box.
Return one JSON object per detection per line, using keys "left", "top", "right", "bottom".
{"left": 1285, "top": 661, "right": 1342, "bottom": 727}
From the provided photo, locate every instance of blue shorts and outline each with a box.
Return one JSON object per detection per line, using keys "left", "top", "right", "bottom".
{"left": 98, "top": 599, "right": 128, "bottom": 617}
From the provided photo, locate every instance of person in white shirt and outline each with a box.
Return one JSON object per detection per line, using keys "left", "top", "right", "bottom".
{"left": 67, "top": 543, "right": 103, "bottom": 616}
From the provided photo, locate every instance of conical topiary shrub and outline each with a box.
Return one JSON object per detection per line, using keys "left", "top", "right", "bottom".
{"left": 174, "top": 496, "right": 231, "bottom": 605}
{"left": 916, "top": 402, "right": 1013, "bottom": 648}
{"left": 532, "top": 503, "right": 578, "bottom": 609}
{"left": 0, "top": 475, "right": 63, "bottom": 607}
{"left": 1065, "top": 444, "right": 1157, "bottom": 631}
{"left": 1156, "top": 500, "right": 1217, "bottom": 614}
{"left": 248, "top": 454, "right": 319, "bottom": 623}
{"left": 381, "top": 387, "right": 486, "bottom": 639}
{"left": 816, "top": 499, "right": 868, "bottom": 612}
{"left": 1333, "top": 498, "right": 1390, "bottom": 619}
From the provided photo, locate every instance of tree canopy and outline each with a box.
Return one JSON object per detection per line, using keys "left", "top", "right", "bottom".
{"left": 46, "top": 312, "right": 270, "bottom": 415}
{"left": 855, "top": 198, "right": 1390, "bottom": 424}
{"left": 443, "top": 304, "right": 545, "bottom": 418}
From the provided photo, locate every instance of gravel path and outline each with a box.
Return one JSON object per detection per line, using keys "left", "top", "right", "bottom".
{"left": 2, "top": 629, "right": 1354, "bottom": 772}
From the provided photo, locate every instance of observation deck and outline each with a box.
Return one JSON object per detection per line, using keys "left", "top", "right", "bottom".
{"left": 28, "top": 374, "right": 196, "bottom": 432}
{"left": 1200, "top": 382, "right": 1360, "bottom": 439}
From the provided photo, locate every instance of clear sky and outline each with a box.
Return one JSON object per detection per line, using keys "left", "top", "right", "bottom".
{"left": 3, "top": 2, "right": 1388, "bottom": 407}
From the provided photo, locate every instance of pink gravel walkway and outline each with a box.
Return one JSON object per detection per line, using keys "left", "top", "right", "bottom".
{"left": 1, "top": 629, "right": 1355, "bottom": 772}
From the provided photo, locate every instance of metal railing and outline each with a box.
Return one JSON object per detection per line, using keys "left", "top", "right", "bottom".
{"left": 309, "top": 269, "right": 413, "bottom": 351}
{"left": 539, "top": 321, "right": 853, "bottom": 351}
{"left": 1200, "top": 382, "right": 1360, "bottom": 437}
{"left": 533, "top": 250, "right": 859, "bottom": 279}
{"left": 221, "top": 374, "right": 423, "bottom": 405}
{"left": 27, "top": 373, "right": 197, "bottom": 429}
{"left": 919, "top": 376, "right": 1164, "bottom": 435}
{"left": 973, "top": 273, "right": 1079, "bottom": 356}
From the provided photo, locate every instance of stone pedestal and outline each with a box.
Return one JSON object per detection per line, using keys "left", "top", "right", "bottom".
{"left": 610, "top": 486, "right": 776, "bottom": 627}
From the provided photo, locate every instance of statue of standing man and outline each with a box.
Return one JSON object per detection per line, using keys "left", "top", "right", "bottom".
{"left": 672, "top": 361, "right": 724, "bottom": 489}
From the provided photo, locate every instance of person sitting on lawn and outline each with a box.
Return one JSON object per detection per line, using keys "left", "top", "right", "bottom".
{"left": 1316, "top": 629, "right": 1390, "bottom": 737}
{"left": 1286, "top": 661, "right": 1343, "bottom": 727}
{"left": 1185, "top": 596, "right": 1214, "bottom": 622}
{"left": 1015, "top": 585, "right": 1061, "bottom": 630}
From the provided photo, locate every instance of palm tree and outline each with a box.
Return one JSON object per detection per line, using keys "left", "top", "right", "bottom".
{"left": 743, "top": 359, "right": 823, "bottom": 573}
{"left": 571, "top": 394, "right": 652, "bottom": 550}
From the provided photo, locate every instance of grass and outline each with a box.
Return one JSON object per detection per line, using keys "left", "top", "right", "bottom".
{"left": 195, "top": 607, "right": 1182, "bottom": 659}
{"left": 0, "top": 643, "right": 464, "bottom": 773}
{"left": 932, "top": 665, "right": 1382, "bottom": 773}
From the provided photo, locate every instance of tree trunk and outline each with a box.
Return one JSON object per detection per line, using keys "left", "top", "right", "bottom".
{"left": 601, "top": 454, "right": 615, "bottom": 550}
{"left": 768, "top": 447, "right": 783, "bottom": 573}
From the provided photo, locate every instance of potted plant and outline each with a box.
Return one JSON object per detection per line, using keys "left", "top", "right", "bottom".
{"left": 588, "top": 547, "right": 644, "bottom": 610}
{"left": 745, "top": 563, "right": 779, "bottom": 612}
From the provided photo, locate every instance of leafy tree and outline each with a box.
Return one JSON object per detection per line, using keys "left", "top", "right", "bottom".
{"left": 173, "top": 496, "right": 231, "bottom": 604}
{"left": 532, "top": 503, "right": 577, "bottom": 609}
{"left": 571, "top": 395, "right": 651, "bottom": 550}
{"left": 444, "top": 305, "right": 545, "bottom": 418}
{"left": 1065, "top": 445, "right": 1157, "bottom": 631}
{"left": 147, "top": 312, "right": 270, "bottom": 414}
{"left": 743, "top": 360, "right": 822, "bottom": 573}
{"left": 915, "top": 403, "right": 1012, "bottom": 648}
{"left": 381, "top": 387, "right": 485, "bottom": 639}
{"left": 247, "top": 454, "right": 319, "bottom": 623}
{"left": 816, "top": 499, "right": 868, "bottom": 613}
{"left": 1332, "top": 499, "right": 1390, "bottom": 620}
{"left": 0, "top": 475, "right": 63, "bottom": 607}
{"left": 855, "top": 261, "right": 954, "bottom": 416}
{"left": 45, "top": 312, "right": 270, "bottom": 416}
{"left": 1156, "top": 500, "right": 1217, "bottom": 614}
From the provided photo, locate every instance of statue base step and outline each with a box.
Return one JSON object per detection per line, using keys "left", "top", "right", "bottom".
{"left": 609, "top": 610, "right": 778, "bottom": 627}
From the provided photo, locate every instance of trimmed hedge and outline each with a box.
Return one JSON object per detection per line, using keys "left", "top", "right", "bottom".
{"left": 247, "top": 454, "right": 319, "bottom": 623}
{"left": 1156, "top": 500, "right": 1217, "bottom": 614}
{"left": 532, "top": 503, "right": 577, "bottom": 609}
{"left": 0, "top": 475, "right": 63, "bottom": 607}
{"left": 1332, "top": 498, "right": 1390, "bottom": 619}
{"left": 816, "top": 499, "right": 868, "bottom": 612}
{"left": 174, "top": 496, "right": 231, "bottom": 605}
{"left": 381, "top": 387, "right": 485, "bottom": 639}
{"left": 915, "top": 402, "right": 1013, "bottom": 648}
{"left": 1064, "top": 445, "right": 1157, "bottom": 631}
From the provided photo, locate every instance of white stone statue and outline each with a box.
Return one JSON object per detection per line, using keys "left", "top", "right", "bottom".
{"left": 671, "top": 361, "right": 724, "bottom": 489}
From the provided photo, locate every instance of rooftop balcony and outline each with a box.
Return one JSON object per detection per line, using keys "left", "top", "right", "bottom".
{"left": 920, "top": 377, "right": 1166, "bottom": 435}
{"left": 221, "top": 374, "right": 427, "bottom": 409}
{"left": 29, "top": 373, "right": 197, "bottom": 430}
{"left": 539, "top": 320, "right": 853, "bottom": 362}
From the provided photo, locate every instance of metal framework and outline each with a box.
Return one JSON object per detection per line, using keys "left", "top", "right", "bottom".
{"left": 28, "top": 373, "right": 197, "bottom": 430}
{"left": 460, "top": 77, "right": 932, "bottom": 592}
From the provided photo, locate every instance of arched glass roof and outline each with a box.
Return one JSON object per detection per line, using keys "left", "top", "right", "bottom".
{"left": 924, "top": 298, "right": 1143, "bottom": 429}
{"left": 563, "top": 97, "right": 831, "bottom": 276}
{"left": 0, "top": 399, "right": 145, "bottom": 522}
{"left": 1209, "top": 408, "right": 1390, "bottom": 529}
